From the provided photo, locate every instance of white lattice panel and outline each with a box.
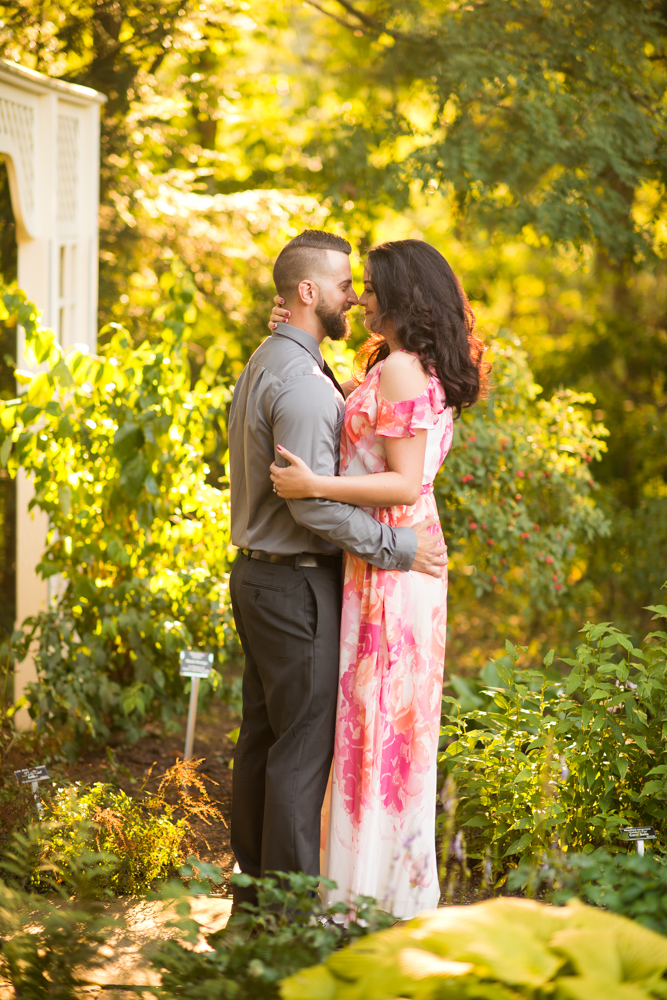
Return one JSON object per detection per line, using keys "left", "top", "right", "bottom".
{"left": 0, "top": 96, "right": 34, "bottom": 215}
{"left": 57, "top": 114, "right": 78, "bottom": 223}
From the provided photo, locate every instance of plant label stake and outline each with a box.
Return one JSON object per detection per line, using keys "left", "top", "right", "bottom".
{"left": 620, "top": 826, "right": 657, "bottom": 856}
{"left": 14, "top": 765, "right": 50, "bottom": 815}
{"left": 180, "top": 651, "right": 214, "bottom": 759}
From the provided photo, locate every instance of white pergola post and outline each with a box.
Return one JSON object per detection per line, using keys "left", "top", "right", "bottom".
{"left": 0, "top": 60, "right": 105, "bottom": 726}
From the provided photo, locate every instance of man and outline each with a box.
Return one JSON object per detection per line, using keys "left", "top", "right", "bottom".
{"left": 228, "top": 229, "right": 445, "bottom": 908}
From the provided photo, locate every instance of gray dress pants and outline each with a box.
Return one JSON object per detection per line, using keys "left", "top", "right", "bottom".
{"left": 229, "top": 552, "right": 342, "bottom": 905}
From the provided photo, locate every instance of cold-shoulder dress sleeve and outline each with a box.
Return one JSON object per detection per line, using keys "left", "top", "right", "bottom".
{"left": 376, "top": 379, "right": 447, "bottom": 438}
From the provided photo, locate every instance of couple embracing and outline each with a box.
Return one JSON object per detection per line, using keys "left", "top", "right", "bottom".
{"left": 228, "top": 230, "right": 485, "bottom": 919}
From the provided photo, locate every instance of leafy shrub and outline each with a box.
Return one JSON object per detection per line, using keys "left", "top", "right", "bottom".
{"left": 43, "top": 784, "right": 185, "bottom": 895}
{"left": 0, "top": 824, "right": 118, "bottom": 1000}
{"left": 440, "top": 601, "right": 667, "bottom": 879}
{"left": 0, "top": 284, "right": 243, "bottom": 752}
{"left": 282, "top": 896, "right": 667, "bottom": 1000}
{"left": 0, "top": 760, "right": 222, "bottom": 895}
{"left": 38, "top": 759, "right": 223, "bottom": 895}
{"left": 151, "top": 865, "right": 395, "bottom": 1000}
{"left": 435, "top": 335, "right": 609, "bottom": 608}
{"left": 509, "top": 849, "right": 667, "bottom": 936}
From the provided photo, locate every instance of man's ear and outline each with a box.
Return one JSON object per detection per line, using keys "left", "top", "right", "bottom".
{"left": 296, "top": 279, "right": 318, "bottom": 306}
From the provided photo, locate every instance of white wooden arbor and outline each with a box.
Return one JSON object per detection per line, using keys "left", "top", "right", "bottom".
{"left": 0, "top": 60, "right": 105, "bottom": 724}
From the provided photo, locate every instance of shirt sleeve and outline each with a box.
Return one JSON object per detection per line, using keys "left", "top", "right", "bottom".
{"left": 271, "top": 372, "right": 416, "bottom": 571}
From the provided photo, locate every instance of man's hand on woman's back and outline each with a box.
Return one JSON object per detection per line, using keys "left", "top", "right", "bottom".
{"left": 411, "top": 516, "right": 447, "bottom": 577}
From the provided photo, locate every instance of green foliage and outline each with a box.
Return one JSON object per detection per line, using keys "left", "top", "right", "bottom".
{"left": 0, "top": 824, "right": 118, "bottom": 999}
{"left": 0, "top": 284, "right": 242, "bottom": 751}
{"left": 509, "top": 849, "right": 667, "bottom": 938}
{"left": 435, "top": 335, "right": 609, "bottom": 608}
{"left": 42, "top": 784, "right": 186, "bottom": 895}
{"left": 151, "top": 865, "right": 395, "bottom": 1000}
{"left": 0, "top": 757, "right": 224, "bottom": 895}
{"left": 302, "top": 0, "right": 667, "bottom": 260}
{"left": 281, "top": 896, "right": 667, "bottom": 1000}
{"left": 1, "top": 0, "right": 665, "bottom": 659}
{"left": 37, "top": 757, "right": 223, "bottom": 894}
{"left": 440, "top": 601, "right": 667, "bottom": 879}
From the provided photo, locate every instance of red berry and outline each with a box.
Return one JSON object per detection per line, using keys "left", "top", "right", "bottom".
{"left": 555, "top": 583, "right": 562, "bottom": 590}
{"left": 517, "top": 470, "right": 525, "bottom": 478}
{"left": 546, "top": 556, "right": 553, "bottom": 564}
{"left": 487, "top": 538, "right": 494, "bottom": 546}
{"left": 521, "top": 532, "right": 530, "bottom": 540}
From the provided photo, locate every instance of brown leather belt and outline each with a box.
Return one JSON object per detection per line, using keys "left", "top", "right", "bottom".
{"left": 241, "top": 549, "right": 342, "bottom": 570}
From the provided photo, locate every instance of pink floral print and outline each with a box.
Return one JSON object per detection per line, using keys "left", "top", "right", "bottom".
{"left": 323, "top": 354, "right": 453, "bottom": 918}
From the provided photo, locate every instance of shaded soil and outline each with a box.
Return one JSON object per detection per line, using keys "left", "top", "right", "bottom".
{"left": 0, "top": 698, "right": 238, "bottom": 894}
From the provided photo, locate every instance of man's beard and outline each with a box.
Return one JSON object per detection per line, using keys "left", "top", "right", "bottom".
{"left": 315, "top": 298, "right": 351, "bottom": 341}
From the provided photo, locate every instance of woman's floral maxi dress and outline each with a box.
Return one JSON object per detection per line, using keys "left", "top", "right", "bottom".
{"left": 322, "top": 352, "right": 453, "bottom": 919}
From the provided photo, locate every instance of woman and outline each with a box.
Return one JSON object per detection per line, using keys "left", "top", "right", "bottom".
{"left": 269, "top": 240, "right": 486, "bottom": 918}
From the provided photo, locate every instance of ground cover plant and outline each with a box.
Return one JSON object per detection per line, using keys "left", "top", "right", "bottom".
{"left": 281, "top": 897, "right": 667, "bottom": 1000}
{"left": 151, "top": 865, "right": 396, "bottom": 1000}
{"left": 508, "top": 850, "right": 667, "bottom": 937}
{"left": 440, "top": 598, "right": 667, "bottom": 880}
{"left": 0, "top": 825, "right": 118, "bottom": 1000}
{"left": 35, "top": 757, "right": 224, "bottom": 895}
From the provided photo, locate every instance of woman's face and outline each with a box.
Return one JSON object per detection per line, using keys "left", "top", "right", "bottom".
{"left": 358, "top": 267, "right": 377, "bottom": 333}
{"left": 359, "top": 266, "right": 396, "bottom": 343}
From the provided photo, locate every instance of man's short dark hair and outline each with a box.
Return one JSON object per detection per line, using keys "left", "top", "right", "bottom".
{"left": 273, "top": 230, "right": 352, "bottom": 300}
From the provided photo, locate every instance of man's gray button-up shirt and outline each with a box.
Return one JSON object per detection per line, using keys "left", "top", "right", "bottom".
{"left": 228, "top": 324, "right": 417, "bottom": 571}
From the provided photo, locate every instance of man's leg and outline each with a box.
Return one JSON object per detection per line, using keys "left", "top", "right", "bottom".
{"left": 229, "top": 554, "right": 274, "bottom": 905}
{"left": 230, "top": 555, "right": 341, "bottom": 896}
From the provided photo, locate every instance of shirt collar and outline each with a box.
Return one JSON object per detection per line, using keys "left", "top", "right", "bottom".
{"left": 272, "top": 323, "right": 323, "bottom": 368}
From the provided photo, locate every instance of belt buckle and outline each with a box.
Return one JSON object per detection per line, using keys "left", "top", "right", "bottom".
{"left": 297, "top": 554, "right": 319, "bottom": 568}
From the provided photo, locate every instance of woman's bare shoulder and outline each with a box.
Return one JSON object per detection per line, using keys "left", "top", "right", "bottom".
{"left": 379, "top": 351, "right": 430, "bottom": 402}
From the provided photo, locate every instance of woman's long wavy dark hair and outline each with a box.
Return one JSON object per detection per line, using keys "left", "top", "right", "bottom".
{"left": 354, "top": 240, "right": 488, "bottom": 417}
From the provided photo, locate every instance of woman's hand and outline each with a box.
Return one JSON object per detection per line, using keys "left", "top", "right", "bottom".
{"left": 270, "top": 446, "right": 320, "bottom": 499}
{"left": 268, "top": 295, "right": 291, "bottom": 331}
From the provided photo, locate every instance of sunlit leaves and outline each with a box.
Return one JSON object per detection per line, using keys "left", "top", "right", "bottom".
{"left": 440, "top": 608, "right": 667, "bottom": 876}
{"left": 303, "top": 0, "right": 667, "bottom": 260}
{"left": 0, "top": 283, "right": 242, "bottom": 752}
{"left": 435, "top": 336, "right": 609, "bottom": 609}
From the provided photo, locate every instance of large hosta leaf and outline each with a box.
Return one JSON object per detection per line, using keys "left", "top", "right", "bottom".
{"left": 557, "top": 900, "right": 667, "bottom": 981}
{"left": 281, "top": 899, "right": 667, "bottom": 1000}
{"left": 280, "top": 964, "right": 337, "bottom": 1000}
{"left": 409, "top": 899, "right": 563, "bottom": 987}
{"left": 556, "top": 976, "right": 653, "bottom": 1000}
